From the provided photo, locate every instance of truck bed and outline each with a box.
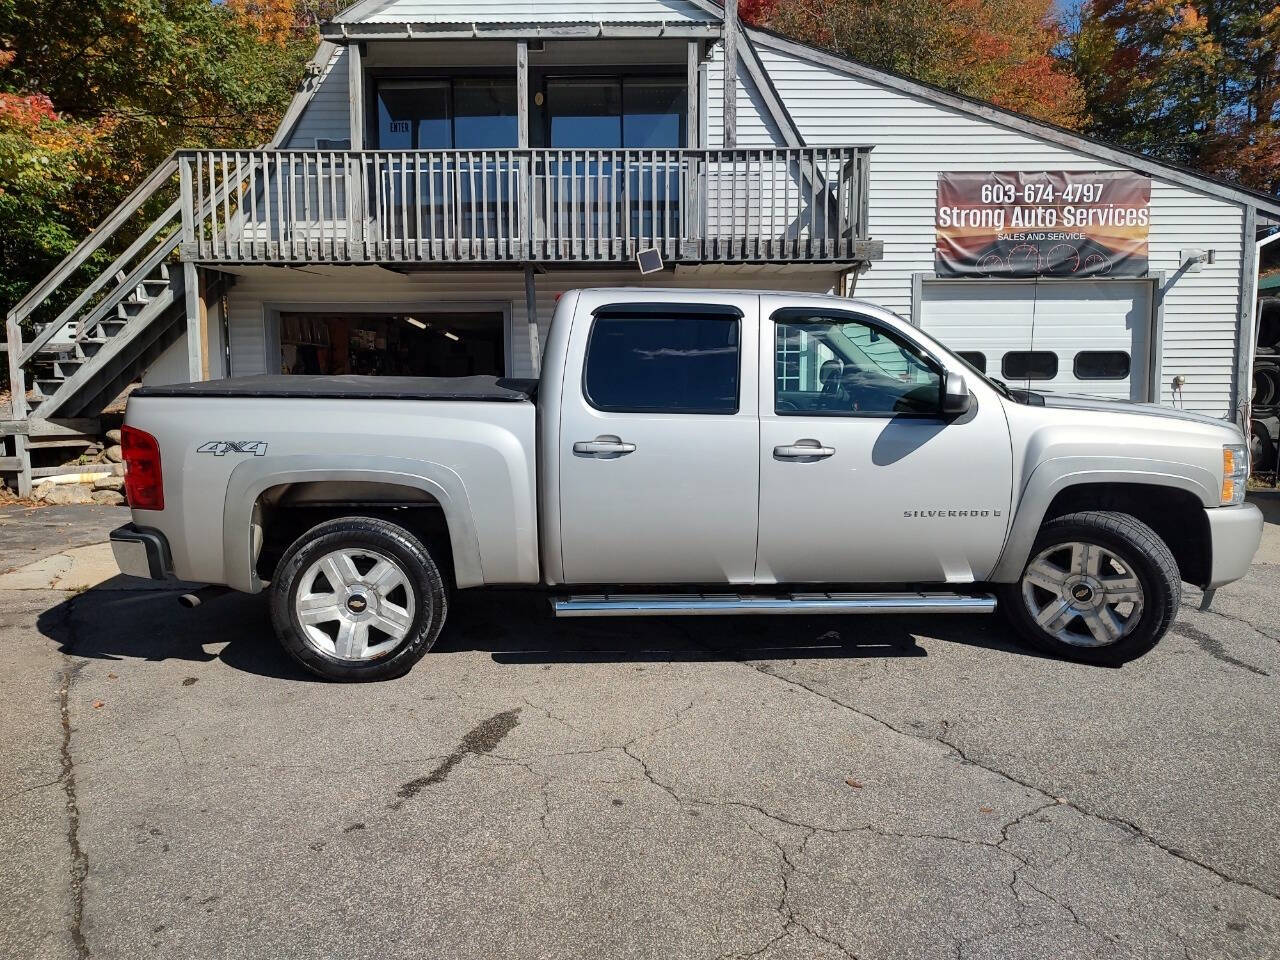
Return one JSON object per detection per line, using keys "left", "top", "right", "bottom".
{"left": 131, "top": 374, "right": 538, "bottom": 403}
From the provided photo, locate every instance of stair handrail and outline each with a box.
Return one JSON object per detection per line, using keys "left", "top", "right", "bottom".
{"left": 17, "top": 198, "right": 183, "bottom": 365}
{"left": 6, "top": 155, "right": 180, "bottom": 327}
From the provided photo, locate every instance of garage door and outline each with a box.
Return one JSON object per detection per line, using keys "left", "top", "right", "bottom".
{"left": 918, "top": 280, "right": 1153, "bottom": 400}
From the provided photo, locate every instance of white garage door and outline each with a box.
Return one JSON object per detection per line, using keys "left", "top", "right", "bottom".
{"left": 919, "top": 280, "right": 1153, "bottom": 400}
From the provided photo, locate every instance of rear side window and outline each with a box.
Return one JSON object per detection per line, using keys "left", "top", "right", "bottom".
{"left": 1002, "top": 351, "right": 1058, "bottom": 380}
{"left": 584, "top": 312, "right": 740, "bottom": 413}
{"left": 956, "top": 351, "right": 987, "bottom": 373}
{"left": 1074, "top": 351, "right": 1131, "bottom": 380}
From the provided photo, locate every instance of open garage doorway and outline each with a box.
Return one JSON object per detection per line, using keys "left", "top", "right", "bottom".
{"left": 276, "top": 307, "right": 508, "bottom": 377}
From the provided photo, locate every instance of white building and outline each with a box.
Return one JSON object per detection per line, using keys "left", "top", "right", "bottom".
{"left": 6, "top": 0, "right": 1279, "bottom": 492}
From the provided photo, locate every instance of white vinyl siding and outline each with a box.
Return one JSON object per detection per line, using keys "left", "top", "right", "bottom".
{"left": 283, "top": 46, "right": 350, "bottom": 148}
{"left": 705, "top": 42, "right": 785, "bottom": 149}
{"left": 754, "top": 44, "right": 1245, "bottom": 418}
{"left": 336, "top": 0, "right": 717, "bottom": 23}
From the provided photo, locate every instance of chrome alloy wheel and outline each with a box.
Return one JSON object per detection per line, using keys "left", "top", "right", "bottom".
{"left": 295, "top": 548, "right": 416, "bottom": 661}
{"left": 1020, "top": 541, "right": 1145, "bottom": 648}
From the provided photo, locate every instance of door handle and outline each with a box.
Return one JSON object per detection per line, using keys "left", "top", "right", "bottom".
{"left": 573, "top": 436, "right": 636, "bottom": 457}
{"left": 773, "top": 439, "right": 835, "bottom": 460}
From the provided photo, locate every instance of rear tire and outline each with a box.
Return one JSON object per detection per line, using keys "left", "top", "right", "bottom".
{"left": 998, "top": 510, "right": 1179, "bottom": 666}
{"left": 269, "top": 516, "right": 448, "bottom": 681}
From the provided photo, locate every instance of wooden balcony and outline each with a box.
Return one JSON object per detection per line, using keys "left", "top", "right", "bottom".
{"left": 177, "top": 147, "right": 879, "bottom": 267}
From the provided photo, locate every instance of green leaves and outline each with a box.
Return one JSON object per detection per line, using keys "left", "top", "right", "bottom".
{"left": 0, "top": 0, "right": 334, "bottom": 341}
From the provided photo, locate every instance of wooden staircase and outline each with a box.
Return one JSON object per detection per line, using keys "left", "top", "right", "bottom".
{"left": 2, "top": 156, "right": 217, "bottom": 495}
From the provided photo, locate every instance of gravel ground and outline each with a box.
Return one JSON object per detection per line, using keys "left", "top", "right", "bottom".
{"left": 1, "top": 502, "right": 1278, "bottom": 960}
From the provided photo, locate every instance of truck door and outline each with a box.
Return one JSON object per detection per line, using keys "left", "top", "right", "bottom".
{"left": 755, "top": 297, "right": 1013, "bottom": 585}
{"left": 557, "top": 295, "right": 760, "bottom": 584}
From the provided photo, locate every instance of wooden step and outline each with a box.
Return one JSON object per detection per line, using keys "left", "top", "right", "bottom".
{"left": 0, "top": 418, "right": 100, "bottom": 437}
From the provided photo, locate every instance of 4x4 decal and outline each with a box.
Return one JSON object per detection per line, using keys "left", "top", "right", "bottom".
{"left": 197, "top": 440, "right": 268, "bottom": 457}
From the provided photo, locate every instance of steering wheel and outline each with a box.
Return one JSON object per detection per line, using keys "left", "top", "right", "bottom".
{"left": 776, "top": 399, "right": 798, "bottom": 412}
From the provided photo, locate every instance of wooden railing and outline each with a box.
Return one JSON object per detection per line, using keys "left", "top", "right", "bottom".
{"left": 177, "top": 146, "right": 876, "bottom": 266}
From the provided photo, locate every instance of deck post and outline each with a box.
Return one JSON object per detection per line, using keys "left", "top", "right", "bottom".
{"left": 723, "top": 0, "right": 738, "bottom": 149}
{"left": 4, "top": 312, "right": 32, "bottom": 496}
{"left": 516, "top": 41, "right": 530, "bottom": 149}
{"left": 184, "top": 262, "right": 204, "bottom": 382}
{"left": 348, "top": 42, "right": 364, "bottom": 152}
{"left": 524, "top": 264, "right": 541, "bottom": 377}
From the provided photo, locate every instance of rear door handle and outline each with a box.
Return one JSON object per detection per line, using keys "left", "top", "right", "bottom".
{"left": 773, "top": 440, "right": 835, "bottom": 460}
{"left": 573, "top": 436, "right": 636, "bottom": 457}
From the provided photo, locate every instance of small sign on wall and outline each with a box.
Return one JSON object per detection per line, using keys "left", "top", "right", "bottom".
{"left": 388, "top": 120, "right": 411, "bottom": 134}
{"left": 935, "top": 171, "right": 1151, "bottom": 278}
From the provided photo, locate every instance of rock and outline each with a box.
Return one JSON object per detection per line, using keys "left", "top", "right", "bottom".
{"left": 92, "top": 475, "right": 125, "bottom": 492}
{"left": 104, "top": 444, "right": 124, "bottom": 463}
{"left": 36, "top": 482, "right": 94, "bottom": 505}
{"left": 90, "top": 489, "right": 126, "bottom": 505}
{"left": 105, "top": 428, "right": 122, "bottom": 444}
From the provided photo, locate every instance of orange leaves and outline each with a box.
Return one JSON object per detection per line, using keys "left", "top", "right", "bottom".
{"left": 225, "top": 0, "right": 344, "bottom": 47}
{"left": 754, "top": 0, "right": 1085, "bottom": 128}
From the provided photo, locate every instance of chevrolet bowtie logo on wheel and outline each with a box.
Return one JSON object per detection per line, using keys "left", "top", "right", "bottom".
{"left": 196, "top": 440, "right": 269, "bottom": 457}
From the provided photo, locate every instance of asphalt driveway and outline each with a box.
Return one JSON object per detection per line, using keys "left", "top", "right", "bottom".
{"left": 1, "top": 502, "right": 1278, "bottom": 959}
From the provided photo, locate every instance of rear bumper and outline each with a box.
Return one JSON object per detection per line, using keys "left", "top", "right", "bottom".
{"left": 109, "top": 524, "right": 175, "bottom": 581}
{"left": 1205, "top": 504, "right": 1264, "bottom": 589}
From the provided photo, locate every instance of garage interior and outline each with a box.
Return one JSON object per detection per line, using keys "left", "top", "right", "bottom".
{"left": 278, "top": 310, "right": 506, "bottom": 378}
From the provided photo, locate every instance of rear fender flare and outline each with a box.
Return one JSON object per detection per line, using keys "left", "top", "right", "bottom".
{"left": 989, "top": 459, "right": 1215, "bottom": 583}
{"left": 222, "top": 455, "right": 483, "bottom": 593}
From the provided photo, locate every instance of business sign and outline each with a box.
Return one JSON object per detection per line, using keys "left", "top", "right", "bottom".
{"left": 935, "top": 171, "right": 1150, "bottom": 278}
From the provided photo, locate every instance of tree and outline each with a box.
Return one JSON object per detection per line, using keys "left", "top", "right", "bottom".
{"left": 743, "top": 0, "right": 1085, "bottom": 129}
{"left": 1062, "top": 1, "right": 1280, "bottom": 194}
{"left": 0, "top": 0, "right": 343, "bottom": 335}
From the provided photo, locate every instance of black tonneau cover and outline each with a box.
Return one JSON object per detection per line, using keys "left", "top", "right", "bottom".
{"left": 132, "top": 374, "right": 538, "bottom": 402}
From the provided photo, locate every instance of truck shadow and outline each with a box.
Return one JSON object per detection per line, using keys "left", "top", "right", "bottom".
{"left": 437, "top": 590, "right": 1038, "bottom": 665}
{"left": 36, "top": 581, "right": 1041, "bottom": 681}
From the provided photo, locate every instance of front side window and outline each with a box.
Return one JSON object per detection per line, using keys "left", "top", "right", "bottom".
{"left": 584, "top": 312, "right": 740, "bottom": 414}
{"left": 774, "top": 315, "right": 942, "bottom": 415}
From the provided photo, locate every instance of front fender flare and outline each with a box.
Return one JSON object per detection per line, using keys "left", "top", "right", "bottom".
{"left": 222, "top": 456, "right": 484, "bottom": 593}
{"left": 988, "top": 459, "right": 1216, "bottom": 583}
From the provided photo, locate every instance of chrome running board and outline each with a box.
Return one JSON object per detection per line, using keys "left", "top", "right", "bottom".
{"left": 550, "top": 591, "right": 997, "bottom": 618}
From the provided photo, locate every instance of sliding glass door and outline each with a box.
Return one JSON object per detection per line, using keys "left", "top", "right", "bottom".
{"left": 374, "top": 80, "right": 519, "bottom": 245}
{"left": 544, "top": 78, "right": 686, "bottom": 246}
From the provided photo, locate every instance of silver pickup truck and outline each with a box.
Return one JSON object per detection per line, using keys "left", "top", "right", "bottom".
{"left": 112, "top": 288, "right": 1263, "bottom": 681}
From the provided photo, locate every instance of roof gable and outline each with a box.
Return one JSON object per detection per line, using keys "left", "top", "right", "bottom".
{"left": 333, "top": 0, "right": 720, "bottom": 25}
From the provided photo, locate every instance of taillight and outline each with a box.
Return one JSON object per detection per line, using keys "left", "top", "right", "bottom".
{"left": 121, "top": 425, "right": 164, "bottom": 510}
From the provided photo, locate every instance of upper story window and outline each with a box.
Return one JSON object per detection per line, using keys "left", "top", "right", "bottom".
{"left": 375, "top": 79, "right": 518, "bottom": 149}
{"left": 373, "top": 74, "right": 686, "bottom": 150}
{"left": 546, "top": 77, "right": 686, "bottom": 148}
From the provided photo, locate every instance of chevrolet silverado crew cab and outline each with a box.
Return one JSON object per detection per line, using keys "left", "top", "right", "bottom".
{"left": 111, "top": 289, "right": 1263, "bottom": 681}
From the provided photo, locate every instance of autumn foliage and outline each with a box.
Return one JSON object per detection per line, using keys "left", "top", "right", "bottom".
{"left": 1064, "top": 0, "right": 1280, "bottom": 194}
{"left": 0, "top": 0, "right": 339, "bottom": 327}
{"left": 743, "top": 0, "right": 1085, "bottom": 129}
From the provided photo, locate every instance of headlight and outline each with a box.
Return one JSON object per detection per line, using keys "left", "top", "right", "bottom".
{"left": 1221, "top": 443, "right": 1248, "bottom": 505}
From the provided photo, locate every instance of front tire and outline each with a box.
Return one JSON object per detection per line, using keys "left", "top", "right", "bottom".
{"left": 269, "top": 516, "right": 448, "bottom": 681}
{"left": 999, "top": 510, "right": 1180, "bottom": 665}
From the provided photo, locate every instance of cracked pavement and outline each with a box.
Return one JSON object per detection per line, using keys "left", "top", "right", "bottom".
{"left": 1, "top": 503, "right": 1279, "bottom": 959}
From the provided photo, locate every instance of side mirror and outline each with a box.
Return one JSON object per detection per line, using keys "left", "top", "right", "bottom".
{"left": 942, "top": 371, "right": 972, "bottom": 415}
